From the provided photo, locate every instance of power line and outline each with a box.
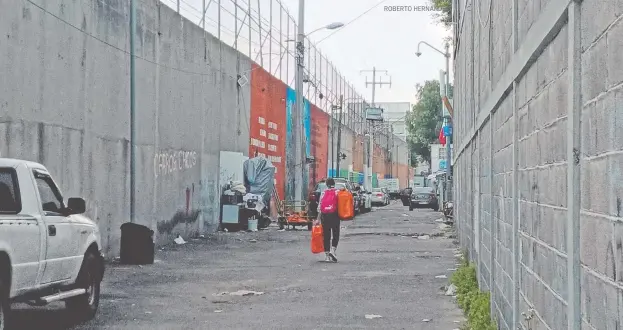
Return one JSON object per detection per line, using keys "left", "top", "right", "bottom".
{"left": 315, "top": 0, "right": 391, "bottom": 45}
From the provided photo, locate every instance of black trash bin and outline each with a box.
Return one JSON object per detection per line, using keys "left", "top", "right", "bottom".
{"left": 120, "top": 222, "right": 155, "bottom": 265}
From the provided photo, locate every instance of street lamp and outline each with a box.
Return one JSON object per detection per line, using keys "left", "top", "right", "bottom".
{"left": 415, "top": 41, "right": 452, "bottom": 201}
{"left": 290, "top": 0, "right": 343, "bottom": 201}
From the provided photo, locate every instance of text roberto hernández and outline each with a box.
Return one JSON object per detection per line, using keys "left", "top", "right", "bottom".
{"left": 384, "top": 5, "right": 439, "bottom": 11}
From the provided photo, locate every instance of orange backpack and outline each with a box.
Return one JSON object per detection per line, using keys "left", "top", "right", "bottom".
{"left": 337, "top": 189, "right": 354, "bottom": 220}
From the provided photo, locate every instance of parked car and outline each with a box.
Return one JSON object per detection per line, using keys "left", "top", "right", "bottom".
{"left": 308, "top": 178, "right": 357, "bottom": 218}
{"left": 0, "top": 159, "right": 105, "bottom": 328}
{"left": 409, "top": 186, "right": 439, "bottom": 211}
{"left": 371, "top": 188, "right": 390, "bottom": 206}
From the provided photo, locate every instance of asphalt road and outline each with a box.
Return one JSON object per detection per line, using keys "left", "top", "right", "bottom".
{"left": 9, "top": 201, "right": 464, "bottom": 330}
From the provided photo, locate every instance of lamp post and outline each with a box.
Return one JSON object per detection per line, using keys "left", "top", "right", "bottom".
{"left": 416, "top": 41, "right": 451, "bottom": 199}
{"left": 290, "top": 0, "right": 342, "bottom": 201}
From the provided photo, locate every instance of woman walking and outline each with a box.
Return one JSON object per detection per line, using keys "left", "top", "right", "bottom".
{"left": 315, "top": 178, "right": 340, "bottom": 262}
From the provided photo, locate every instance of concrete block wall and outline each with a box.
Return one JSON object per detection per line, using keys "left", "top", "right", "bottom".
{"left": 453, "top": 0, "right": 623, "bottom": 328}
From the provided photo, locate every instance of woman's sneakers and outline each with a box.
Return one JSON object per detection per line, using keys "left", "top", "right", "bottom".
{"left": 324, "top": 249, "right": 337, "bottom": 263}
{"left": 329, "top": 247, "right": 338, "bottom": 262}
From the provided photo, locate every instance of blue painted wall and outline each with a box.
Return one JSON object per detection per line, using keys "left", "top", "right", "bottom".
{"left": 285, "top": 87, "right": 312, "bottom": 199}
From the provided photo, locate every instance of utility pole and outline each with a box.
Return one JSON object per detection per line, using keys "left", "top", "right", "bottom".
{"left": 330, "top": 104, "right": 335, "bottom": 177}
{"left": 416, "top": 41, "right": 452, "bottom": 200}
{"left": 289, "top": 0, "right": 305, "bottom": 201}
{"left": 407, "top": 147, "right": 411, "bottom": 188}
{"left": 335, "top": 96, "right": 344, "bottom": 177}
{"left": 361, "top": 67, "right": 391, "bottom": 190}
{"left": 443, "top": 42, "right": 452, "bottom": 200}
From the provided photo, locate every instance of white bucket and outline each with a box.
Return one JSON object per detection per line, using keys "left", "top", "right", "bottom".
{"left": 248, "top": 219, "right": 258, "bottom": 231}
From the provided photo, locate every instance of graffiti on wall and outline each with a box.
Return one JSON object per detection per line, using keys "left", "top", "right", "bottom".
{"left": 285, "top": 87, "right": 311, "bottom": 198}
{"left": 156, "top": 183, "right": 200, "bottom": 234}
{"left": 154, "top": 150, "right": 197, "bottom": 178}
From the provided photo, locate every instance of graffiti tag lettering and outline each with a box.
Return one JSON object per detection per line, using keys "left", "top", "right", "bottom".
{"left": 154, "top": 150, "right": 197, "bottom": 177}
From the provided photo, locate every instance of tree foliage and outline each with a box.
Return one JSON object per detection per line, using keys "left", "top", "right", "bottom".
{"left": 430, "top": 0, "right": 452, "bottom": 27}
{"left": 406, "top": 80, "right": 453, "bottom": 167}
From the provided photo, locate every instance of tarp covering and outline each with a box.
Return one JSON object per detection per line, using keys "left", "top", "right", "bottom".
{"left": 243, "top": 156, "right": 275, "bottom": 204}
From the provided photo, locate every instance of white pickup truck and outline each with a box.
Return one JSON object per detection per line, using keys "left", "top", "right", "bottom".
{"left": 0, "top": 159, "right": 104, "bottom": 329}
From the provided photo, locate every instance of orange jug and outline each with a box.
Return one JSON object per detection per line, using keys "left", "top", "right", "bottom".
{"left": 337, "top": 189, "right": 354, "bottom": 220}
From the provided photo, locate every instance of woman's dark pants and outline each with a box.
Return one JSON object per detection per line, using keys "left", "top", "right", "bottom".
{"left": 321, "top": 212, "right": 340, "bottom": 252}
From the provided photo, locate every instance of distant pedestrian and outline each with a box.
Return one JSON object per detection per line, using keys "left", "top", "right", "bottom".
{"left": 316, "top": 178, "right": 340, "bottom": 262}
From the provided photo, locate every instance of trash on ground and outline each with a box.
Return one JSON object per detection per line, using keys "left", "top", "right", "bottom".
{"left": 418, "top": 235, "right": 430, "bottom": 239}
{"left": 402, "top": 214, "right": 409, "bottom": 217}
{"left": 365, "top": 314, "right": 382, "bottom": 319}
{"left": 249, "top": 239, "right": 257, "bottom": 243}
{"left": 224, "top": 228, "right": 229, "bottom": 232}
{"left": 435, "top": 218, "right": 444, "bottom": 222}
{"left": 438, "top": 223, "right": 451, "bottom": 230}
{"left": 423, "top": 319, "right": 431, "bottom": 322}
{"left": 174, "top": 235, "right": 186, "bottom": 245}
{"left": 435, "top": 274, "right": 447, "bottom": 279}
{"left": 215, "top": 290, "right": 264, "bottom": 297}
{"left": 445, "top": 284, "right": 457, "bottom": 295}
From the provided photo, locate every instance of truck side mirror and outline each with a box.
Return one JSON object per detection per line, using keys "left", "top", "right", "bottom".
{"left": 67, "top": 197, "right": 86, "bottom": 214}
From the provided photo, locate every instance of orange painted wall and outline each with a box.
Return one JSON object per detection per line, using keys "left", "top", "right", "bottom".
{"left": 396, "top": 163, "right": 409, "bottom": 188}
{"left": 310, "top": 105, "right": 329, "bottom": 189}
{"left": 352, "top": 135, "right": 364, "bottom": 173}
{"left": 372, "top": 144, "right": 387, "bottom": 178}
{"left": 249, "top": 64, "right": 287, "bottom": 199}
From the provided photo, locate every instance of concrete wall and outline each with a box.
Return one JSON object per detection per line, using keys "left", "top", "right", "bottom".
{"left": 453, "top": 0, "right": 623, "bottom": 327}
{"left": 1, "top": 0, "right": 250, "bottom": 257}
{"left": 1, "top": 0, "right": 410, "bottom": 258}
{"left": 249, "top": 64, "right": 287, "bottom": 198}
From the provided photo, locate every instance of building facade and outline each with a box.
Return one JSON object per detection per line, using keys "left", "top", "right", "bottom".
{"left": 429, "top": 143, "right": 452, "bottom": 174}
{"left": 374, "top": 102, "right": 411, "bottom": 141}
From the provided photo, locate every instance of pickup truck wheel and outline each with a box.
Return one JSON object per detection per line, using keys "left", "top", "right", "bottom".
{"left": 0, "top": 277, "right": 9, "bottom": 330}
{"left": 66, "top": 252, "right": 101, "bottom": 321}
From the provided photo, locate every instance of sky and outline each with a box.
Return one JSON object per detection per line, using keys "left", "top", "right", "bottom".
{"left": 165, "top": 0, "right": 451, "bottom": 105}
{"left": 281, "top": 0, "right": 451, "bottom": 104}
